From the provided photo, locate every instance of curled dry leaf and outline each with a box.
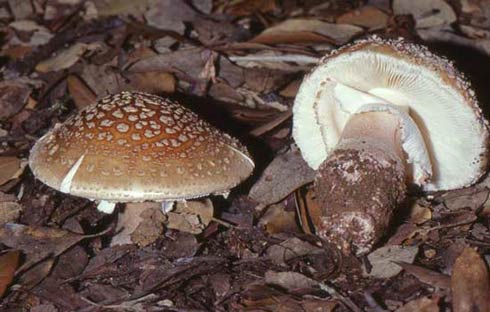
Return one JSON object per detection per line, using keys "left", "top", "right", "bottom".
{"left": 250, "top": 19, "right": 363, "bottom": 45}
{"left": 36, "top": 42, "right": 104, "bottom": 73}
{"left": 249, "top": 148, "right": 316, "bottom": 206}
{"left": 0, "top": 81, "right": 31, "bottom": 121}
{"left": 0, "top": 250, "right": 20, "bottom": 298}
{"left": 94, "top": 0, "right": 149, "bottom": 17}
{"left": 451, "top": 248, "right": 490, "bottom": 312}
{"left": 258, "top": 204, "right": 299, "bottom": 234}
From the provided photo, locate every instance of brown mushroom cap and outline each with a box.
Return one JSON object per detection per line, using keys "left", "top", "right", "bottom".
{"left": 29, "top": 91, "right": 254, "bottom": 202}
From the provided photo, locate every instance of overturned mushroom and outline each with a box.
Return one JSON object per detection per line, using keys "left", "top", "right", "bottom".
{"left": 293, "top": 36, "right": 489, "bottom": 255}
{"left": 29, "top": 91, "right": 254, "bottom": 244}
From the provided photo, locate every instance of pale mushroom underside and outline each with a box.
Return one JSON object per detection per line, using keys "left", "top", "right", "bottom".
{"left": 293, "top": 49, "right": 488, "bottom": 191}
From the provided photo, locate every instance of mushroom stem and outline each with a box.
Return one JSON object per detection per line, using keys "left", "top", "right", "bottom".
{"left": 314, "top": 111, "right": 407, "bottom": 255}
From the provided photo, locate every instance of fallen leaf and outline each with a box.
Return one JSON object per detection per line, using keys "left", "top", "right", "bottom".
{"left": 0, "top": 157, "right": 21, "bottom": 186}
{"left": 0, "top": 192, "right": 22, "bottom": 226}
{"left": 0, "top": 250, "right": 20, "bottom": 298}
{"left": 144, "top": 0, "right": 197, "bottom": 34}
{"left": 8, "top": 20, "right": 54, "bottom": 46}
{"left": 366, "top": 245, "right": 419, "bottom": 279}
{"left": 125, "top": 71, "right": 176, "bottom": 94}
{"left": 0, "top": 81, "right": 31, "bottom": 121}
{"left": 249, "top": 148, "right": 316, "bottom": 206}
{"left": 95, "top": 0, "right": 149, "bottom": 17}
{"left": 393, "top": 0, "right": 457, "bottom": 28}
{"left": 250, "top": 19, "right": 363, "bottom": 45}
{"left": 36, "top": 42, "right": 103, "bottom": 73}
{"left": 395, "top": 296, "right": 440, "bottom": 312}
{"left": 409, "top": 202, "right": 432, "bottom": 225}
{"left": 111, "top": 202, "right": 163, "bottom": 246}
{"left": 397, "top": 262, "right": 451, "bottom": 289}
{"left": 265, "top": 271, "right": 318, "bottom": 292}
{"left": 8, "top": 0, "right": 33, "bottom": 20}
{"left": 336, "top": 6, "right": 389, "bottom": 29}
{"left": 451, "top": 248, "right": 490, "bottom": 312}
{"left": 258, "top": 204, "right": 299, "bottom": 234}
{"left": 224, "top": 0, "right": 277, "bottom": 16}
{"left": 266, "top": 237, "right": 321, "bottom": 266}
{"left": 295, "top": 187, "right": 322, "bottom": 235}
{"left": 442, "top": 186, "right": 489, "bottom": 211}
{"left": 166, "top": 199, "right": 214, "bottom": 234}
{"left": 0, "top": 223, "right": 107, "bottom": 272}
{"left": 130, "top": 205, "right": 166, "bottom": 246}
{"left": 279, "top": 79, "right": 302, "bottom": 98}
{"left": 67, "top": 74, "right": 97, "bottom": 109}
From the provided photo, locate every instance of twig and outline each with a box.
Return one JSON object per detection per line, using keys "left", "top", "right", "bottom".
{"left": 229, "top": 54, "right": 320, "bottom": 64}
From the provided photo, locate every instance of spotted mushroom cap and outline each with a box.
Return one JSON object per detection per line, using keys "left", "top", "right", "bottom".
{"left": 293, "top": 36, "right": 489, "bottom": 192}
{"left": 29, "top": 91, "right": 254, "bottom": 202}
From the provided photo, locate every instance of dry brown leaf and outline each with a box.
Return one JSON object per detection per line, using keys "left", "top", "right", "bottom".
{"left": 409, "top": 202, "right": 432, "bottom": 225}
{"left": 95, "top": 0, "right": 149, "bottom": 17}
{"left": 36, "top": 42, "right": 103, "bottom": 73}
{"left": 130, "top": 205, "right": 166, "bottom": 247}
{"left": 67, "top": 74, "right": 97, "bottom": 109}
{"left": 336, "top": 6, "right": 389, "bottom": 29}
{"left": 225, "top": 0, "right": 277, "bottom": 16}
{"left": 166, "top": 199, "right": 214, "bottom": 234}
{"left": 442, "top": 187, "right": 489, "bottom": 211}
{"left": 250, "top": 19, "right": 363, "bottom": 45}
{"left": 0, "top": 157, "right": 21, "bottom": 186}
{"left": 266, "top": 237, "right": 321, "bottom": 266}
{"left": 395, "top": 296, "right": 440, "bottom": 312}
{"left": 279, "top": 79, "right": 302, "bottom": 98}
{"left": 0, "top": 250, "right": 20, "bottom": 298}
{"left": 111, "top": 202, "right": 164, "bottom": 246}
{"left": 126, "top": 72, "right": 176, "bottom": 94}
{"left": 393, "top": 0, "right": 456, "bottom": 28}
{"left": 249, "top": 148, "right": 316, "bottom": 206}
{"left": 0, "top": 192, "right": 22, "bottom": 226}
{"left": 144, "top": 0, "right": 197, "bottom": 34}
{"left": 366, "top": 245, "right": 419, "bottom": 279}
{"left": 397, "top": 262, "right": 451, "bottom": 289}
{"left": 0, "top": 81, "right": 31, "bottom": 121}
{"left": 295, "top": 187, "right": 321, "bottom": 235}
{"left": 265, "top": 271, "right": 318, "bottom": 292}
{"left": 258, "top": 204, "right": 299, "bottom": 234}
{"left": 0, "top": 223, "right": 106, "bottom": 272}
{"left": 451, "top": 248, "right": 490, "bottom": 312}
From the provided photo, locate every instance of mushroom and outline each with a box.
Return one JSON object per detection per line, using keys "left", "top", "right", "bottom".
{"left": 293, "top": 36, "right": 489, "bottom": 255}
{"left": 29, "top": 91, "right": 254, "bottom": 243}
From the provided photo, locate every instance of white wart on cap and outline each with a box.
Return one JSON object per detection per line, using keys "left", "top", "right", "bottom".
{"left": 29, "top": 91, "right": 254, "bottom": 204}
{"left": 293, "top": 36, "right": 489, "bottom": 191}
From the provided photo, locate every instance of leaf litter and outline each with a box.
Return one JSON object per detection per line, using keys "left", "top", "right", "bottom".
{"left": 1, "top": 0, "right": 490, "bottom": 310}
